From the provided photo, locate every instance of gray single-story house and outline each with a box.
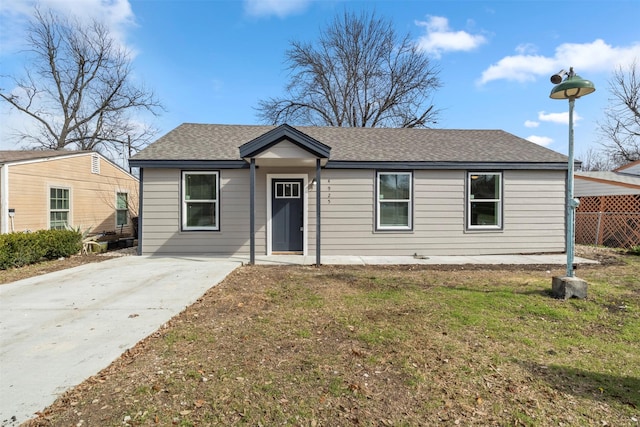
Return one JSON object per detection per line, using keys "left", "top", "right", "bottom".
{"left": 129, "top": 123, "right": 571, "bottom": 263}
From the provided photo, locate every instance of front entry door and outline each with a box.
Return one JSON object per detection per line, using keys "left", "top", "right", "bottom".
{"left": 272, "top": 179, "right": 303, "bottom": 253}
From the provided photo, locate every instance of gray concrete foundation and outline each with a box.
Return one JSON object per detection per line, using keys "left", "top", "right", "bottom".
{"left": 551, "top": 276, "right": 588, "bottom": 299}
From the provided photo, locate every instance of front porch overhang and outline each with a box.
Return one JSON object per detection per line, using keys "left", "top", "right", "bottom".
{"left": 243, "top": 125, "right": 330, "bottom": 267}
{"left": 239, "top": 123, "right": 331, "bottom": 159}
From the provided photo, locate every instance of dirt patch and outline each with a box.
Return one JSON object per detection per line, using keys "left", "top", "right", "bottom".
{"left": 575, "top": 245, "right": 627, "bottom": 265}
{"left": 0, "top": 244, "right": 626, "bottom": 286}
{"left": 0, "top": 248, "right": 136, "bottom": 285}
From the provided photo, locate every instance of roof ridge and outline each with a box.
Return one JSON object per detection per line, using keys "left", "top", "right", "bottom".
{"left": 132, "top": 123, "right": 570, "bottom": 164}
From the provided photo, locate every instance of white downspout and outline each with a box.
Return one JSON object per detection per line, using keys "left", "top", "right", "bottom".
{"left": 1, "top": 164, "right": 8, "bottom": 234}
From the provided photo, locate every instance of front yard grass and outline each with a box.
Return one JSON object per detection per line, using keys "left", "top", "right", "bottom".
{"left": 29, "top": 253, "right": 639, "bottom": 426}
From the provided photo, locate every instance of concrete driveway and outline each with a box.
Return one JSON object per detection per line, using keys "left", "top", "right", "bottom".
{"left": 0, "top": 255, "right": 241, "bottom": 426}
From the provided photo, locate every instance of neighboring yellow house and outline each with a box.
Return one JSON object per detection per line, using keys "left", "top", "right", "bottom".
{"left": 0, "top": 150, "right": 139, "bottom": 236}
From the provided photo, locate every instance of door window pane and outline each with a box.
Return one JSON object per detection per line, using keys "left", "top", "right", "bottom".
{"left": 275, "top": 182, "right": 301, "bottom": 199}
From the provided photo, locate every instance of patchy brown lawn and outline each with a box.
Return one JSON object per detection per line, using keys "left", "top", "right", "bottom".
{"left": 6, "top": 247, "right": 640, "bottom": 426}
{"left": 0, "top": 253, "right": 105, "bottom": 285}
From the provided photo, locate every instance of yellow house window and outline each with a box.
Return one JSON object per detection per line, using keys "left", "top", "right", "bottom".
{"left": 50, "top": 187, "right": 70, "bottom": 230}
{"left": 116, "top": 192, "right": 128, "bottom": 227}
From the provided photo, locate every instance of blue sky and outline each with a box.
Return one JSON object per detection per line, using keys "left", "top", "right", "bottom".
{"left": 1, "top": 0, "right": 639, "bottom": 163}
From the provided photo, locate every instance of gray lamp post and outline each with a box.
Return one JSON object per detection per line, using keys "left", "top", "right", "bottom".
{"left": 549, "top": 67, "right": 595, "bottom": 296}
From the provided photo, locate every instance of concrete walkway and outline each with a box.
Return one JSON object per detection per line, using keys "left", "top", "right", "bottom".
{"left": 237, "top": 253, "right": 598, "bottom": 266}
{"left": 0, "top": 252, "right": 596, "bottom": 425}
{"left": 0, "top": 256, "right": 241, "bottom": 426}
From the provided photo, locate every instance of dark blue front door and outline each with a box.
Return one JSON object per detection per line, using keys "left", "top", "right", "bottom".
{"left": 272, "top": 179, "right": 303, "bottom": 252}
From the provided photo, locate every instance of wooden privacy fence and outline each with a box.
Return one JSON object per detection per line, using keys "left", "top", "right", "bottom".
{"left": 575, "top": 194, "right": 640, "bottom": 248}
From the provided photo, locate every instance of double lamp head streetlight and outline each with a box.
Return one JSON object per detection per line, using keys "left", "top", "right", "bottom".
{"left": 548, "top": 67, "right": 595, "bottom": 278}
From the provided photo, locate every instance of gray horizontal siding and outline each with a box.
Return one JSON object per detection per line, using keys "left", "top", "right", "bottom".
{"left": 308, "top": 169, "right": 565, "bottom": 256}
{"left": 140, "top": 168, "right": 263, "bottom": 255}
{"left": 575, "top": 179, "right": 640, "bottom": 196}
{"left": 140, "top": 167, "right": 566, "bottom": 256}
{"left": 620, "top": 163, "right": 640, "bottom": 176}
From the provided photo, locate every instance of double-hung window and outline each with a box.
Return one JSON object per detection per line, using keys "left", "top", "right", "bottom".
{"left": 50, "top": 187, "right": 70, "bottom": 230}
{"left": 467, "top": 172, "right": 502, "bottom": 230}
{"left": 116, "top": 192, "right": 129, "bottom": 227}
{"left": 376, "top": 171, "right": 412, "bottom": 230}
{"left": 182, "top": 171, "right": 219, "bottom": 231}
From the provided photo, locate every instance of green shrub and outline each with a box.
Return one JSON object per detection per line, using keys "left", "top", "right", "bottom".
{"left": 0, "top": 229, "right": 82, "bottom": 270}
{"left": 629, "top": 245, "right": 640, "bottom": 256}
{"left": 0, "top": 232, "right": 46, "bottom": 269}
{"left": 37, "top": 229, "right": 83, "bottom": 259}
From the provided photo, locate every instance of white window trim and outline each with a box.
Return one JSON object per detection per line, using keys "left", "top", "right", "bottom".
{"left": 266, "top": 174, "right": 309, "bottom": 256}
{"left": 467, "top": 171, "right": 503, "bottom": 230}
{"left": 49, "top": 186, "right": 71, "bottom": 230}
{"left": 0, "top": 164, "right": 8, "bottom": 234}
{"left": 115, "top": 191, "right": 129, "bottom": 227}
{"left": 376, "top": 171, "right": 413, "bottom": 231}
{"left": 181, "top": 171, "right": 220, "bottom": 231}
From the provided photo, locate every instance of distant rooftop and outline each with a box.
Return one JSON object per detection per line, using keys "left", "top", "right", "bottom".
{"left": 0, "top": 150, "right": 93, "bottom": 164}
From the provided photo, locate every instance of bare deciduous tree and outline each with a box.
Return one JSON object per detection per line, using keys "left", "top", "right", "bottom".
{"left": 0, "top": 8, "right": 162, "bottom": 154}
{"left": 598, "top": 60, "right": 640, "bottom": 166}
{"left": 578, "top": 147, "right": 618, "bottom": 171}
{"left": 257, "top": 10, "right": 441, "bottom": 128}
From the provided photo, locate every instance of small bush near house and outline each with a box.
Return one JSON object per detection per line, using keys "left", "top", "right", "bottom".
{"left": 0, "top": 232, "right": 45, "bottom": 269}
{"left": 629, "top": 245, "right": 640, "bottom": 256}
{"left": 38, "top": 229, "right": 83, "bottom": 259}
{"left": 0, "top": 229, "right": 82, "bottom": 270}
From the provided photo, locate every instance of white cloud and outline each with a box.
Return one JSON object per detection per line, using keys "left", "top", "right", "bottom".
{"left": 0, "top": 0, "right": 136, "bottom": 54}
{"left": 479, "top": 54, "right": 556, "bottom": 84}
{"left": 243, "top": 0, "right": 311, "bottom": 18}
{"left": 526, "top": 135, "right": 553, "bottom": 147}
{"left": 524, "top": 120, "right": 539, "bottom": 128}
{"left": 538, "top": 110, "right": 582, "bottom": 125}
{"left": 515, "top": 43, "right": 537, "bottom": 55}
{"left": 479, "top": 39, "right": 640, "bottom": 84}
{"left": 415, "top": 16, "right": 487, "bottom": 58}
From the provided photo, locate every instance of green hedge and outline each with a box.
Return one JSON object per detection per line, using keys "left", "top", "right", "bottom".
{"left": 0, "top": 229, "right": 83, "bottom": 270}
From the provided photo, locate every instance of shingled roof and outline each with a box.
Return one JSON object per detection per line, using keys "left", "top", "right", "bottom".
{"left": 0, "top": 150, "right": 93, "bottom": 164}
{"left": 576, "top": 171, "right": 640, "bottom": 188}
{"left": 131, "top": 123, "right": 569, "bottom": 165}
